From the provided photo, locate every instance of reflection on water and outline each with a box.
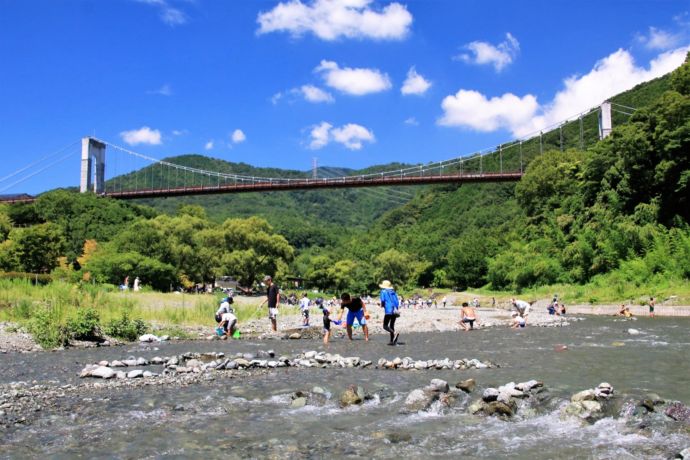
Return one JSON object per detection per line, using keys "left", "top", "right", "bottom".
{"left": 1, "top": 316, "right": 689, "bottom": 459}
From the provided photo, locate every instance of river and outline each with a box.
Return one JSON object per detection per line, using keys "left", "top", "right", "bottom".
{"left": 1, "top": 315, "right": 689, "bottom": 459}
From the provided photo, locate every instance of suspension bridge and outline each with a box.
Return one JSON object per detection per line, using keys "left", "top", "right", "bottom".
{"left": 0, "top": 101, "right": 631, "bottom": 205}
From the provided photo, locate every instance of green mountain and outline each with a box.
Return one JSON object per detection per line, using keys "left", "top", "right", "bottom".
{"left": 109, "top": 158, "right": 418, "bottom": 249}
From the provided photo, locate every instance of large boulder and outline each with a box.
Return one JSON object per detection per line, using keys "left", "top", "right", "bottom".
{"left": 404, "top": 389, "right": 436, "bottom": 412}
{"left": 340, "top": 386, "right": 363, "bottom": 408}
{"left": 485, "top": 401, "right": 514, "bottom": 417}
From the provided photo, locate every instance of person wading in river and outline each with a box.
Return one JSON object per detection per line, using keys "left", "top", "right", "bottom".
{"left": 379, "top": 280, "right": 400, "bottom": 345}
{"left": 337, "top": 293, "right": 369, "bottom": 341}
{"left": 259, "top": 275, "right": 280, "bottom": 332}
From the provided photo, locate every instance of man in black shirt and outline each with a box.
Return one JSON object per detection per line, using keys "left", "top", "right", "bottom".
{"left": 337, "top": 293, "right": 369, "bottom": 341}
{"left": 259, "top": 275, "right": 280, "bottom": 332}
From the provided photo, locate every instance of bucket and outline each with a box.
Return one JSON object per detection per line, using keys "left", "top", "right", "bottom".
{"left": 232, "top": 330, "right": 241, "bottom": 339}
{"left": 215, "top": 327, "right": 224, "bottom": 337}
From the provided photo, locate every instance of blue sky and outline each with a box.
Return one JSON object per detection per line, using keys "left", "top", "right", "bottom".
{"left": 1, "top": 0, "right": 689, "bottom": 195}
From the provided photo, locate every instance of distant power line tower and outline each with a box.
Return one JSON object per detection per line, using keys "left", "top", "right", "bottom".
{"left": 312, "top": 157, "right": 318, "bottom": 178}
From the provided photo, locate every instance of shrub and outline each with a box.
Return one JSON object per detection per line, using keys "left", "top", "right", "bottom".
{"left": 103, "top": 312, "right": 148, "bottom": 341}
{"left": 67, "top": 307, "right": 100, "bottom": 340}
{"left": 27, "top": 306, "right": 69, "bottom": 349}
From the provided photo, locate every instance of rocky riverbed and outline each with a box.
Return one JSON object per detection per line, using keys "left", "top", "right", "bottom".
{"left": 1, "top": 317, "right": 689, "bottom": 458}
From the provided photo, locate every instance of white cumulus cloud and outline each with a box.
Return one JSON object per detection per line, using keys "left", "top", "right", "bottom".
{"left": 439, "top": 46, "right": 689, "bottom": 138}
{"left": 315, "top": 60, "right": 391, "bottom": 95}
{"left": 256, "top": 0, "right": 413, "bottom": 41}
{"left": 204, "top": 140, "right": 214, "bottom": 150}
{"left": 404, "top": 117, "right": 419, "bottom": 126}
{"left": 309, "top": 122, "right": 333, "bottom": 149}
{"left": 231, "top": 129, "right": 246, "bottom": 144}
{"left": 401, "top": 67, "right": 431, "bottom": 95}
{"left": 439, "top": 90, "right": 539, "bottom": 133}
{"left": 120, "top": 126, "right": 162, "bottom": 146}
{"left": 308, "top": 121, "right": 375, "bottom": 150}
{"left": 455, "top": 33, "right": 520, "bottom": 72}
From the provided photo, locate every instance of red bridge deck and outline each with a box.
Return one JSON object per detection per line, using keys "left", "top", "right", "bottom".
{"left": 0, "top": 171, "right": 523, "bottom": 203}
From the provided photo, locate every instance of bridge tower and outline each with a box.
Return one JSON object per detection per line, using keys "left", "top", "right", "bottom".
{"left": 80, "top": 137, "right": 106, "bottom": 194}
{"left": 598, "top": 101, "right": 612, "bottom": 139}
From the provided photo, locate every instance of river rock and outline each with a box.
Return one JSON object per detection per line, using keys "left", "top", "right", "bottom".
{"left": 516, "top": 380, "right": 542, "bottom": 392}
{"left": 414, "top": 361, "right": 428, "bottom": 370}
{"left": 312, "top": 386, "right": 327, "bottom": 395}
{"left": 456, "top": 379, "right": 476, "bottom": 393}
{"left": 136, "top": 357, "right": 149, "bottom": 366}
{"left": 665, "top": 402, "right": 690, "bottom": 424}
{"left": 340, "top": 386, "right": 363, "bottom": 408}
{"left": 110, "top": 360, "right": 126, "bottom": 367}
{"left": 571, "top": 389, "right": 596, "bottom": 402}
{"left": 150, "top": 357, "right": 165, "bottom": 365}
{"left": 98, "top": 360, "right": 109, "bottom": 367}
{"left": 289, "top": 333, "right": 302, "bottom": 340}
{"left": 116, "top": 371, "right": 127, "bottom": 379}
{"left": 143, "top": 371, "right": 155, "bottom": 378}
{"left": 485, "top": 401, "right": 514, "bottom": 417}
{"left": 234, "top": 358, "right": 250, "bottom": 368}
{"left": 482, "top": 388, "right": 499, "bottom": 402}
{"left": 404, "top": 389, "right": 436, "bottom": 412}
{"left": 678, "top": 447, "right": 690, "bottom": 459}
{"left": 127, "top": 370, "right": 144, "bottom": 379}
{"left": 627, "top": 328, "right": 640, "bottom": 335}
{"left": 79, "top": 364, "right": 96, "bottom": 377}
{"left": 291, "top": 397, "right": 307, "bottom": 409}
{"left": 186, "top": 359, "right": 203, "bottom": 369}
{"left": 426, "top": 379, "right": 450, "bottom": 393}
{"left": 594, "top": 382, "right": 614, "bottom": 399}
{"left": 139, "top": 334, "right": 159, "bottom": 342}
{"left": 582, "top": 400, "right": 602, "bottom": 411}
{"left": 123, "top": 359, "right": 138, "bottom": 367}
{"left": 469, "top": 400, "right": 486, "bottom": 414}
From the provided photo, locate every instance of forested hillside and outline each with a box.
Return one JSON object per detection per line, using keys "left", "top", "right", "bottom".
{"left": 119, "top": 159, "right": 416, "bottom": 249}
{"left": 0, "top": 54, "right": 687, "bottom": 295}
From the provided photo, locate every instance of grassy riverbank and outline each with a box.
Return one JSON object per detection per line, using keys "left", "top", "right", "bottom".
{"left": 0, "top": 279, "right": 282, "bottom": 348}
{"left": 474, "top": 276, "right": 690, "bottom": 306}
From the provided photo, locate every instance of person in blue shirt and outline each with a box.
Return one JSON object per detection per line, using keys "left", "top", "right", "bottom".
{"left": 379, "top": 280, "right": 400, "bottom": 345}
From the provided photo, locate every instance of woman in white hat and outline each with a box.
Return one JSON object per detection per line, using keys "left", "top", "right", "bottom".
{"left": 379, "top": 280, "right": 401, "bottom": 345}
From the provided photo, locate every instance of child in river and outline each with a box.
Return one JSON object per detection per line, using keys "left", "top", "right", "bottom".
{"left": 320, "top": 304, "right": 341, "bottom": 344}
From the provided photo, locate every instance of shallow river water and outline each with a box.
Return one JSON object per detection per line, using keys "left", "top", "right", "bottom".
{"left": 1, "top": 315, "right": 689, "bottom": 459}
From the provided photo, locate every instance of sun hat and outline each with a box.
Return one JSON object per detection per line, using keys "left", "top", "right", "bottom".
{"left": 263, "top": 275, "right": 272, "bottom": 282}
{"left": 379, "top": 280, "right": 394, "bottom": 289}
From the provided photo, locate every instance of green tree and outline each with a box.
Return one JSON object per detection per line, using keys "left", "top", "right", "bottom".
{"left": 219, "top": 217, "right": 294, "bottom": 286}
{"left": 86, "top": 249, "right": 177, "bottom": 291}
{"left": 12, "top": 223, "right": 65, "bottom": 273}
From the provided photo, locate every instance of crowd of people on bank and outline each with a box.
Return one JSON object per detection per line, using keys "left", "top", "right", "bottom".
{"left": 213, "top": 279, "right": 660, "bottom": 342}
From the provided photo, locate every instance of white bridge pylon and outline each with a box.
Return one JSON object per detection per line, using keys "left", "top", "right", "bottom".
{"left": 80, "top": 137, "right": 106, "bottom": 194}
